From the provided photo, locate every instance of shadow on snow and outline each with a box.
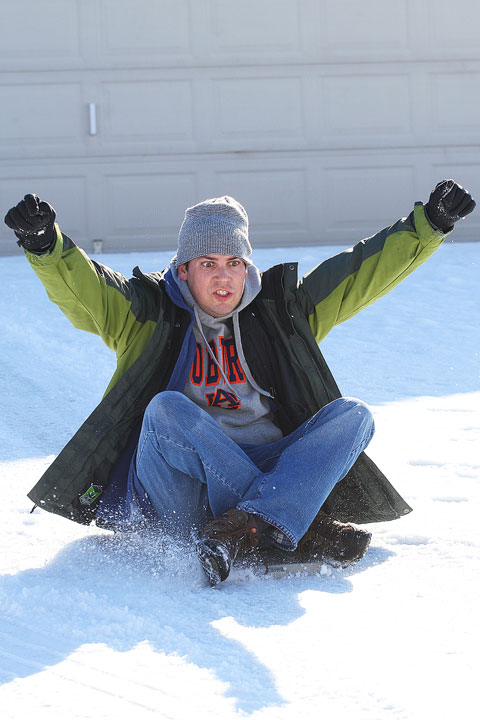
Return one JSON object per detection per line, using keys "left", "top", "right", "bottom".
{"left": 0, "top": 531, "right": 394, "bottom": 713}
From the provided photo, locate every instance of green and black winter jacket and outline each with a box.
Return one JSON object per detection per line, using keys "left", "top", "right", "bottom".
{"left": 26, "top": 203, "right": 446, "bottom": 526}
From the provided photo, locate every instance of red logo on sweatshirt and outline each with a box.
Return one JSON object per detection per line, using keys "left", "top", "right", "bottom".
{"left": 205, "top": 389, "right": 241, "bottom": 410}
{"left": 190, "top": 338, "right": 246, "bottom": 388}
{"left": 219, "top": 337, "right": 246, "bottom": 384}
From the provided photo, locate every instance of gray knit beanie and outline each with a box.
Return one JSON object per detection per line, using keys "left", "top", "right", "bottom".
{"left": 174, "top": 196, "right": 252, "bottom": 266}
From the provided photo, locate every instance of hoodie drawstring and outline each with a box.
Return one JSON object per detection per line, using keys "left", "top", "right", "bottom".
{"left": 193, "top": 304, "right": 236, "bottom": 392}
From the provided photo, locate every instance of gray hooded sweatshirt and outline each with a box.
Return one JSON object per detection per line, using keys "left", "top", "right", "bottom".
{"left": 171, "top": 263, "right": 284, "bottom": 446}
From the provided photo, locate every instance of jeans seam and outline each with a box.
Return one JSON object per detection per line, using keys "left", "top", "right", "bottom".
{"left": 203, "top": 461, "right": 244, "bottom": 498}
{"left": 351, "top": 423, "right": 375, "bottom": 457}
{"left": 137, "top": 430, "right": 196, "bottom": 465}
{"left": 154, "top": 432, "right": 195, "bottom": 453}
{"left": 136, "top": 430, "right": 156, "bottom": 465}
{"left": 140, "top": 431, "right": 244, "bottom": 500}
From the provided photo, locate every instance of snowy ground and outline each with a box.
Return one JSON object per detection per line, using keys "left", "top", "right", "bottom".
{"left": 0, "top": 237, "right": 479, "bottom": 719}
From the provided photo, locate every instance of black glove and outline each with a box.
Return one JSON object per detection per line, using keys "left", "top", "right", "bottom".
{"left": 424, "top": 179, "right": 476, "bottom": 233}
{"left": 4, "top": 194, "right": 57, "bottom": 252}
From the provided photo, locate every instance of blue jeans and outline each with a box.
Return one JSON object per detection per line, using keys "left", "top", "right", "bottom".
{"left": 132, "top": 391, "right": 375, "bottom": 549}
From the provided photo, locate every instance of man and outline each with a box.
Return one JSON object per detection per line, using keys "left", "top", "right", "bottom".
{"left": 4, "top": 181, "right": 475, "bottom": 585}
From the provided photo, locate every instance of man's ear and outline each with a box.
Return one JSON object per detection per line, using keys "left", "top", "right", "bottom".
{"left": 178, "top": 263, "right": 188, "bottom": 281}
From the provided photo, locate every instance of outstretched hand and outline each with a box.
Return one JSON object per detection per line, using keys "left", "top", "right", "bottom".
{"left": 425, "top": 180, "right": 476, "bottom": 233}
{"left": 4, "top": 194, "right": 56, "bottom": 252}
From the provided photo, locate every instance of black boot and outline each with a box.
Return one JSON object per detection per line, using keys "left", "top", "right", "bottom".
{"left": 196, "top": 509, "right": 261, "bottom": 585}
{"left": 296, "top": 511, "right": 371, "bottom": 568}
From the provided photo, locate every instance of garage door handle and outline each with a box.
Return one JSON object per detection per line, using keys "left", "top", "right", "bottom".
{"left": 88, "top": 102, "right": 97, "bottom": 135}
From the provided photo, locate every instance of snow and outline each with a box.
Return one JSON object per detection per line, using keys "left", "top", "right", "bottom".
{"left": 0, "top": 238, "right": 479, "bottom": 719}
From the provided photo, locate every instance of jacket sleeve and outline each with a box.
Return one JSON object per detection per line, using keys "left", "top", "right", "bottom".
{"left": 25, "top": 226, "right": 155, "bottom": 357}
{"left": 297, "top": 203, "right": 447, "bottom": 344}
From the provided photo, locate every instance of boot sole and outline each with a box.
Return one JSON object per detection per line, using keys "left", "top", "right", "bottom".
{"left": 196, "top": 540, "right": 230, "bottom": 586}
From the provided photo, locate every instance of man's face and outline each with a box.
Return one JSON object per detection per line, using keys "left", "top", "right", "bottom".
{"left": 178, "top": 254, "right": 247, "bottom": 317}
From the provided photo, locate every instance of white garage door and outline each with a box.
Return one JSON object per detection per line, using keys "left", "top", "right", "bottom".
{"left": 0, "top": 0, "right": 479, "bottom": 255}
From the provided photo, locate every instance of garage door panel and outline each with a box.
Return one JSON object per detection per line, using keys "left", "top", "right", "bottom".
{"left": 210, "top": 76, "right": 306, "bottom": 149}
{"left": 322, "top": 0, "right": 411, "bottom": 58}
{"left": 99, "top": 0, "right": 193, "bottom": 58}
{"left": 323, "top": 165, "right": 417, "bottom": 231}
{"left": 428, "top": 0, "right": 480, "bottom": 49}
{"left": 208, "top": 0, "right": 302, "bottom": 54}
{"left": 102, "top": 79, "right": 194, "bottom": 144}
{"left": 0, "top": 0, "right": 81, "bottom": 66}
{"left": 430, "top": 72, "right": 480, "bottom": 132}
{"left": 212, "top": 76, "right": 305, "bottom": 138}
{"left": 103, "top": 171, "right": 198, "bottom": 249}
{"left": 0, "top": 82, "right": 85, "bottom": 156}
{"left": 322, "top": 74, "right": 412, "bottom": 135}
